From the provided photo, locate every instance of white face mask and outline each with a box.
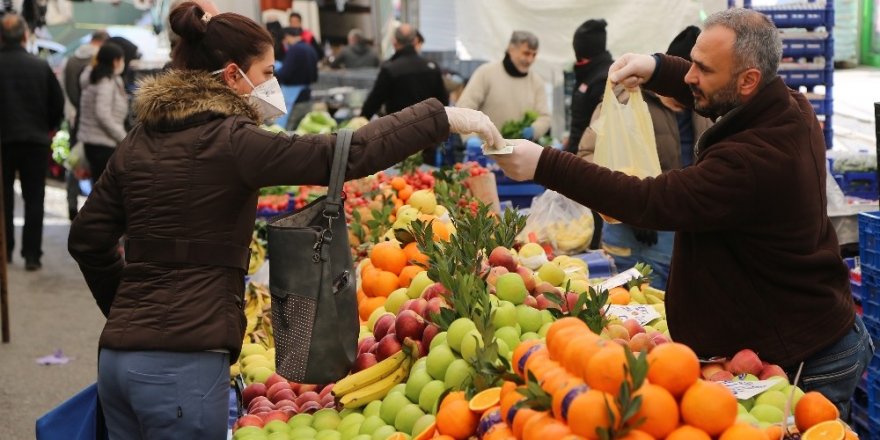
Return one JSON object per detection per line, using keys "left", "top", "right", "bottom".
{"left": 213, "top": 67, "right": 288, "bottom": 120}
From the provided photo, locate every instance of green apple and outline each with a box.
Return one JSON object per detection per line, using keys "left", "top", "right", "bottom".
{"left": 538, "top": 322, "right": 552, "bottom": 338}
{"left": 395, "top": 403, "right": 426, "bottom": 434}
{"left": 411, "top": 414, "right": 436, "bottom": 437}
{"left": 411, "top": 356, "right": 428, "bottom": 372}
{"left": 495, "top": 273, "right": 528, "bottom": 304}
{"left": 781, "top": 385, "right": 805, "bottom": 408}
{"left": 408, "top": 190, "right": 437, "bottom": 214}
{"left": 537, "top": 263, "right": 565, "bottom": 287}
{"left": 737, "top": 403, "right": 748, "bottom": 415}
{"left": 495, "top": 326, "right": 521, "bottom": 351}
{"left": 359, "top": 416, "right": 387, "bottom": 435}
{"left": 736, "top": 413, "right": 760, "bottom": 426}
{"left": 446, "top": 318, "right": 477, "bottom": 353}
{"left": 754, "top": 390, "right": 788, "bottom": 412}
{"left": 767, "top": 378, "right": 789, "bottom": 393}
{"left": 316, "top": 431, "right": 343, "bottom": 440}
{"left": 459, "top": 329, "right": 484, "bottom": 361}
{"left": 233, "top": 426, "right": 263, "bottom": 439}
{"left": 418, "top": 380, "right": 449, "bottom": 413}
{"left": 568, "top": 279, "right": 589, "bottom": 294}
{"left": 750, "top": 404, "right": 784, "bottom": 423}
{"left": 429, "top": 332, "right": 447, "bottom": 350}
{"left": 289, "top": 426, "right": 317, "bottom": 438}
{"left": 349, "top": 435, "right": 372, "bottom": 440}
{"left": 264, "top": 420, "right": 290, "bottom": 434}
{"left": 426, "top": 344, "right": 456, "bottom": 380}
{"left": 239, "top": 343, "right": 267, "bottom": 359}
{"left": 339, "top": 422, "right": 362, "bottom": 440}
{"left": 266, "top": 432, "right": 289, "bottom": 440}
{"left": 248, "top": 366, "right": 273, "bottom": 384}
{"left": 385, "top": 288, "right": 410, "bottom": 314}
{"left": 337, "top": 413, "right": 365, "bottom": 432}
{"left": 516, "top": 305, "right": 544, "bottom": 333}
{"left": 380, "top": 392, "right": 411, "bottom": 425}
{"left": 492, "top": 301, "right": 518, "bottom": 328}
{"left": 540, "top": 310, "right": 554, "bottom": 325}
{"left": 363, "top": 399, "right": 383, "bottom": 419}
{"left": 367, "top": 308, "right": 390, "bottom": 332}
{"left": 312, "top": 409, "right": 342, "bottom": 431}
{"left": 444, "top": 358, "right": 474, "bottom": 391}
{"left": 390, "top": 384, "right": 407, "bottom": 396}
{"left": 289, "top": 413, "right": 315, "bottom": 429}
{"left": 406, "top": 368, "right": 434, "bottom": 402}
{"left": 407, "top": 272, "right": 433, "bottom": 299}
{"left": 742, "top": 374, "right": 759, "bottom": 382}
{"left": 370, "top": 425, "right": 397, "bottom": 440}
{"left": 496, "top": 338, "right": 511, "bottom": 360}
{"left": 520, "top": 332, "right": 540, "bottom": 341}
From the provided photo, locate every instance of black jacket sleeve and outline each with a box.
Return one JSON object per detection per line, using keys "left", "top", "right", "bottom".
{"left": 361, "top": 67, "right": 392, "bottom": 119}
{"left": 568, "top": 80, "right": 604, "bottom": 153}
{"left": 46, "top": 64, "right": 65, "bottom": 131}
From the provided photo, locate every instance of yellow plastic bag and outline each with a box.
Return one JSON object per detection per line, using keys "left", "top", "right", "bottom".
{"left": 592, "top": 80, "right": 661, "bottom": 223}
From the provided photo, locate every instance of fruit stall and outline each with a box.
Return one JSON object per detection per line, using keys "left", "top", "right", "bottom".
{"left": 228, "top": 156, "right": 864, "bottom": 440}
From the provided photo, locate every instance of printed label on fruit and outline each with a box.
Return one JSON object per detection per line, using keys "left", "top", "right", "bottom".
{"left": 482, "top": 144, "right": 515, "bottom": 155}
{"left": 718, "top": 378, "right": 785, "bottom": 400}
{"left": 605, "top": 305, "right": 661, "bottom": 327}
{"left": 595, "top": 268, "right": 642, "bottom": 292}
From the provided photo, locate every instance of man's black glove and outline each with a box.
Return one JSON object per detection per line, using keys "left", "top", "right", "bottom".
{"left": 631, "top": 227, "right": 658, "bottom": 246}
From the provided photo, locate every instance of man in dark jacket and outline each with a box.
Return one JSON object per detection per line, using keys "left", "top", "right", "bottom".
{"left": 289, "top": 11, "right": 323, "bottom": 60}
{"left": 494, "top": 8, "right": 871, "bottom": 416}
{"left": 0, "top": 13, "right": 64, "bottom": 270}
{"left": 277, "top": 26, "right": 318, "bottom": 129}
{"left": 330, "top": 28, "right": 379, "bottom": 69}
{"left": 567, "top": 19, "right": 613, "bottom": 153}
{"left": 361, "top": 24, "right": 448, "bottom": 163}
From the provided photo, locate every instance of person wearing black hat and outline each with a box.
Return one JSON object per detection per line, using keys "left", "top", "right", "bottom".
{"left": 568, "top": 19, "right": 613, "bottom": 154}
{"left": 277, "top": 26, "right": 318, "bottom": 129}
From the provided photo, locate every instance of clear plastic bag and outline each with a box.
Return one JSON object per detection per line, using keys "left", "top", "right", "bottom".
{"left": 592, "top": 81, "right": 661, "bottom": 224}
{"left": 518, "top": 190, "right": 594, "bottom": 255}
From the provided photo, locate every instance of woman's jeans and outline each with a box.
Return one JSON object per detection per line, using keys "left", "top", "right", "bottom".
{"left": 786, "top": 314, "right": 875, "bottom": 420}
{"left": 601, "top": 223, "right": 674, "bottom": 289}
{"left": 98, "top": 349, "right": 230, "bottom": 440}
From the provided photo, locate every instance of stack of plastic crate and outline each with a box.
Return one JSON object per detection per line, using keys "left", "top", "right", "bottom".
{"left": 855, "top": 211, "right": 880, "bottom": 435}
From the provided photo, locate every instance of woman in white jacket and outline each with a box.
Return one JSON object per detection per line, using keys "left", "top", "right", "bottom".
{"left": 78, "top": 42, "right": 129, "bottom": 183}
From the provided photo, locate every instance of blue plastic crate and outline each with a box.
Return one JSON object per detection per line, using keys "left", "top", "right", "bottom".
{"left": 870, "top": 380, "right": 880, "bottom": 420}
{"left": 572, "top": 251, "right": 616, "bottom": 280}
{"left": 839, "top": 171, "right": 879, "bottom": 200}
{"left": 782, "top": 37, "right": 830, "bottom": 58}
{"left": 497, "top": 183, "right": 545, "bottom": 209}
{"left": 859, "top": 212, "right": 880, "bottom": 271}
{"left": 778, "top": 67, "right": 829, "bottom": 87}
{"left": 754, "top": 4, "right": 834, "bottom": 29}
{"left": 809, "top": 97, "right": 830, "bottom": 115}
{"left": 850, "top": 401, "right": 870, "bottom": 438}
{"left": 865, "top": 315, "right": 880, "bottom": 346}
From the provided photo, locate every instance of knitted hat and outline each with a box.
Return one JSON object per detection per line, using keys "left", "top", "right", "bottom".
{"left": 572, "top": 19, "right": 607, "bottom": 60}
{"left": 666, "top": 25, "right": 701, "bottom": 61}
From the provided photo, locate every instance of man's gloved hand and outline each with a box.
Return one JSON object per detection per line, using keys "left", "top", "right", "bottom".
{"left": 445, "top": 107, "right": 505, "bottom": 150}
{"left": 521, "top": 126, "right": 535, "bottom": 141}
{"left": 631, "top": 227, "right": 658, "bottom": 246}
{"left": 608, "top": 53, "right": 658, "bottom": 89}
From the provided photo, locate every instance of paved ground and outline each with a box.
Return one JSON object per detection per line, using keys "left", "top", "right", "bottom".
{"left": 0, "top": 66, "right": 877, "bottom": 440}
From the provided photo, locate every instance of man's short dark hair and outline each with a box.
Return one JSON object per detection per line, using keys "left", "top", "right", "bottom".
{"left": 283, "top": 26, "right": 303, "bottom": 38}
{"left": 91, "top": 30, "right": 110, "bottom": 43}
{"left": 0, "top": 13, "right": 27, "bottom": 45}
{"left": 289, "top": 12, "right": 302, "bottom": 22}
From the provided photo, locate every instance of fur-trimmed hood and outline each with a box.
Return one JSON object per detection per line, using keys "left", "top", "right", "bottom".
{"left": 133, "top": 69, "right": 260, "bottom": 128}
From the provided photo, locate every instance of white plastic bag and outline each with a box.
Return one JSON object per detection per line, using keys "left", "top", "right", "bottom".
{"left": 592, "top": 80, "right": 661, "bottom": 224}
{"left": 518, "top": 190, "right": 594, "bottom": 255}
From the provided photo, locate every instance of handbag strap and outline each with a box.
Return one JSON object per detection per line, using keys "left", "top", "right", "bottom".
{"left": 323, "top": 129, "right": 353, "bottom": 220}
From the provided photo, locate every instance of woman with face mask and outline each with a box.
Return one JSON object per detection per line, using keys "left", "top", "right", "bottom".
{"left": 77, "top": 41, "right": 128, "bottom": 184}
{"left": 67, "top": 2, "right": 502, "bottom": 439}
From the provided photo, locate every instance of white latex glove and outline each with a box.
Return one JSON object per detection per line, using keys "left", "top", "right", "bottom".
{"left": 492, "top": 139, "right": 544, "bottom": 182}
{"left": 608, "top": 53, "right": 658, "bottom": 89}
{"left": 445, "top": 107, "right": 505, "bottom": 151}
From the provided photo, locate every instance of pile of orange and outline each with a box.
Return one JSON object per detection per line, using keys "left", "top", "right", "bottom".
{"left": 357, "top": 241, "right": 430, "bottom": 320}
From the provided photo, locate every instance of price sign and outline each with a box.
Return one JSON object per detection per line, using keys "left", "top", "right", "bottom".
{"left": 595, "top": 268, "right": 641, "bottom": 292}
{"left": 718, "top": 378, "right": 784, "bottom": 400}
{"left": 605, "top": 305, "right": 661, "bottom": 327}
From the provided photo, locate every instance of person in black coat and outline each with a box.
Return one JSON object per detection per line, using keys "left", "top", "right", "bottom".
{"left": 0, "top": 13, "right": 64, "bottom": 270}
{"left": 361, "top": 24, "right": 448, "bottom": 164}
{"left": 568, "top": 19, "right": 614, "bottom": 153}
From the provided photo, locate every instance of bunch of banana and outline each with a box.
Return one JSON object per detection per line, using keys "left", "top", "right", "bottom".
{"left": 333, "top": 350, "right": 413, "bottom": 409}
{"left": 248, "top": 235, "right": 267, "bottom": 275}
{"left": 243, "top": 282, "right": 274, "bottom": 349}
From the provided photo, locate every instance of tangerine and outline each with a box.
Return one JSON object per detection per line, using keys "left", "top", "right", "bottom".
{"left": 499, "top": 390, "right": 527, "bottom": 425}
{"left": 632, "top": 383, "right": 679, "bottom": 439}
{"left": 357, "top": 296, "right": 385, "bottom": 321}
{"left": 680, "top": 380, "right": 738, "bottom": 436}
{"left": 666, "top": 425, "right": 712, "bottom": 440}
{"left": 567, "top": 389, "right": 619, "bottom": 440}
{"left": 546, "top": 318, "right": 590, "bottom": 351}
{"left": 469, "top": 387, "right": 502, "bottom": 412}
{"left": 432, "top": 221, "right": 451, "bottom": 241}
{"left": 647, "top": 342, "right": 700, "bottom": 397}
{"left": 440, "top": 391, "right": 467, "bottom": 412}
{"left": 764, "top": 424, "right": 784, "bottom": 439}
{"left": 584, "top": 343, "right": 627, "bottom": 395}
{"left": 522, "top": 412, "right": 572, "bottom": 439}
{"left": 552, "top": 381, "right": 587, "bottom": 422}
{"left": 618, "top": 430, "right": 655, "bottom": 440}
{"left": 363, "top": 270, "right": 399, "bottom": 297}
{"left": 795, "top": 391, "right": 840, "bottom": 433}
{"left": 561, "top": 333, "right": 604, "bottom": 378}
{"left": 370, "top": 241, "right": 407, "bottom": 275}
{"left": 398, "top": 184, "right": 414, "bottom": 202}
{"left": 801, "top": 420, "right": 847, "bottom": 440}
{"left": 398, "top": 265, "right": 425, "bottom": 288}
{"left": 511, "top": 340, "right": 546, "bottom": 377}
{"left": 436, "top": 399, "right": 478, "bottom": 440}
{"left": 540, "top": 366, "right": 578, "bottom": 395}
{"left": 547, "top": 325, "right": 588, "bottom": 362}
{"left": 483, "top": 424, "right": 515, "bottom": 440}
{"left": 719, "top": 422, "right": 770, "bottom": 440}
{"left": 608, "top": 286, "right": 630, "bottom": 305}
{"left": 391, "top": 176, "right": 407, "bottom": 191}
{"left": 403, "top": 241, "right": 429, "bottom": 266}
{"left": 511, "top": 408, "right": 542, "bottom": 438}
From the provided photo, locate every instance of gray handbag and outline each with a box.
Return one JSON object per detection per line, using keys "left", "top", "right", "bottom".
{"left": 267, "top": 129, "right": 358, "bottom": 384}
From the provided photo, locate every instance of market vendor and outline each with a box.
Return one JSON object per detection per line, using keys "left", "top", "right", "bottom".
{"left": 456, "top": 30, "right": 551, "bottom": 142}
{"left": 67, "top": 2, "right": 502, "bottom": 438}
{"left": 492, "top": 8, "right": 872, "bottom": 417}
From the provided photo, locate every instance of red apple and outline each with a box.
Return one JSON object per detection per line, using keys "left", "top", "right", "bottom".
{"left": 421, "top": 283, "right": 450, "bottom": 301}
{"left": 516, "top": 266, "right": 537, "bottom": 293}
{"left": 260, "top": 409, "right": 291, "bottom": 423}
{"left": 295, "top": 391, "right": 320, "bottom": 408}
{"left": 241, "top": 383, "right": 267, "bottom": 407}
{"left": 628, "top": 333, "right": 655, "bottom": 353}
{"left": 488, "top": 246, "right": 517, "bottom": 272}
{"left": 701, "top": 363, "right": 725, "bottom": 380}
{"left": 728, "top": 349, "right": 763, "bottom": 376}
{"left": 650, "top": 333, "right": 669, "bottom": 346}
{"left": 353, "top": 353, "right": 377, "bottom": 372}
{"left": 320, "top": 394, "right": 336, "bottom": 407}
{"left": 247, "top": 396, "right": 273, "bottom": 413}
{"left": 523, "top": 295, "right": 538, "bottom": 308}
{"left": 486, "top": 266, "right": 509, "bottom": 287}
{"left": 236, "top": 414, "right": 264, "bottom": 429}
{"left": 373, "top": 314, "right": 395, "bottom": 340}
{"left": 297, "top": 384, "right": 318, "bottom": 394}
{"left": 248, "top": 405, "right": 273, "bottom": 415}
{"left": 395, "top": 310, "right": 427, "bottom": 341}
{"left": 264, "top": 373, "right": 288, "bottom": 390}
{"left": 565, "top": 292, "right": 580, "bottom": 312}
{"left": 271, "top": 388, "right": 295, "bottom": 404}
{"left": 273, "top": 399, "right": 298, "bottom": 410}
{"left": 357, "top": 336, "right": 376, "bottom": 356}
{"left": 759, "top": 363, "right": 788, "bottom": 381}
{"left": 375, "top": 334, "right": 403, "bottom": 361}
{"left": 426, "top": 297, "right": 448, "bottom": 321}
{"left": 421, "top": 324, "right": 440, "bottom": 349}
{"left": 534, "top": 281, "right": 559, "bottom": 297}
{"left": 402, "top": 298, "right": 429, "bottom": 319}
{"left": 299, "top": 401, "right": 322, "bottom": 413}
{"left": 266, "top": 381, "right": 292, "bottom": 402}
{"left": 318, "top": 383, "right": 334, "bottom": 399}
{"left": 621, "top": 319, "right": 645, "bottom": 338}
{"left": 708, "top": 370, "right": 735, "bottom": 382}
